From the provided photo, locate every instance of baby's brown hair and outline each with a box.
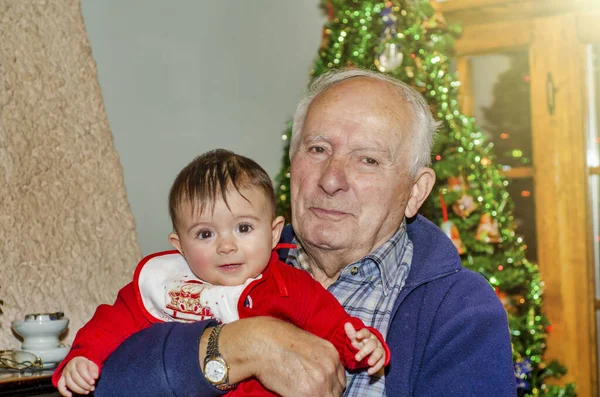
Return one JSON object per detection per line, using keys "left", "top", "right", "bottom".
{"left": 168, "top": 149, "right": 277, "bottom": 232}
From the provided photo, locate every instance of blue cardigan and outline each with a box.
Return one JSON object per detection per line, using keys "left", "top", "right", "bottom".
{"left": 95, "top": 215, "right": 516, "bottom": 396}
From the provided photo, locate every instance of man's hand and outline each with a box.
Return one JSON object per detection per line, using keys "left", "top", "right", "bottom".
{"left": 201, "top": 317, "right": 346, "bottom": 397}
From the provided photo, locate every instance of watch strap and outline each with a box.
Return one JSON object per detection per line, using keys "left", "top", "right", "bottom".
{"left": 206, "top": 324, "right": 222, "bottom": 359}
{"left": 205, "top": 324, "right": 238, "bottom": 391}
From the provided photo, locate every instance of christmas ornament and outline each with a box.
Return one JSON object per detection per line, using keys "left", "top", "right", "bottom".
{"left": 320, "top": 27, "right": 331, "bottom": 50}
{"left": 452, "top": 194, "right": 477, "bottom": 218}
{"left": 514, "top": 359, "right": 532, "bottom": 392}
{"left": 325, "top": 0, "right": 334, "bottom": 21}
{"left": 475, "top": 213, "right": 501, "bottom": 243}
{"left": 495, "top": 288, "right": 525, "bottom": 315}
{"left": 441, "top": 220, "right": 465, "bottom": 255}
{"left": 422, "top": 9, "right": 448, "bottom": 30}
{"left": 496, "top": 289, "right": 509, "bottom": 311}
{"left": 375, "top": 43, "right": 404, "bottom": 72}
{"left": 447, "top": 176, "right": 463, "bottom": 192}
{"left": 374, "top": 3, "right": 403, "bottom": 73}
{"left": 439, "top": 193, "right": 465, "bottom": 254}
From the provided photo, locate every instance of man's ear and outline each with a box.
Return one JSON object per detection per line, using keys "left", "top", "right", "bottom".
{"left": 271, "top": 216, "right": 286, "bottom": 248}
{"left": 405, "top": 167, "right": 436, "bottom": 219}
{"left": 168, "top": 232, "right": 183, "bottom": 254}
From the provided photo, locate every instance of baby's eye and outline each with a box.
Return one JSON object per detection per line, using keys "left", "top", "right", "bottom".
{"left": 197, "top": 229, "right": 214, "bottom": 240}
{"left": 237, "top": 223, "right": 253, "bottom": 234}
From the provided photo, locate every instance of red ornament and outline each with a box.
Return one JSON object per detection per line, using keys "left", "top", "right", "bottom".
{"left": 447, "top": 176, "right": 463, "bottom": 192}
{"left": 326, "top": 0, "right": 334, "bottom": 21}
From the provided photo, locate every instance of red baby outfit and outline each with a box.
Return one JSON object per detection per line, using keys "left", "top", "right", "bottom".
{"left": 52, "top": 248, "right": 390, "bottom": 396}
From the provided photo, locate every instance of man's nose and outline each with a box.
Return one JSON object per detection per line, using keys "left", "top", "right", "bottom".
{"left": 217, "top": 235, "right": 237, "bottom": 255}
{"left": 318, "top": 156, "right": 349, "bottom": 195}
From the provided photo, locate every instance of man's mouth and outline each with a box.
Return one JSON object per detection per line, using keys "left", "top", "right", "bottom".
{"left": 311, "top": 207, "right": 349, "bottom": 217}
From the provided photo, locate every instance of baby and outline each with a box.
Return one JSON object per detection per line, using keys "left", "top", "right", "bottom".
{"left": 53, "top": 149, "right": 389, "bottom": 396}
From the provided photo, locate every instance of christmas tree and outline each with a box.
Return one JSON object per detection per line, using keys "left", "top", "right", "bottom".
{"left": 274, "top": 1, "right": 576, "bottom": 395}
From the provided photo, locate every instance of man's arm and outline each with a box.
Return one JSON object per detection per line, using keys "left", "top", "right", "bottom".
{"left": 95, "top": 316, "right": 346, "bottom": 397}
{"left": 414, "top": 270, "right": 516, "bottom": 396}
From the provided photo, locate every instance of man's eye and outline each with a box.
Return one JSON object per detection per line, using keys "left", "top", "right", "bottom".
{"left": 237, "top": 224, "right": 253, "bottom": 234}
{"left": 362, "top": 157, "right": 379, "bottom": 165}
{"left": 308, "top": 146, "right": 325, "bottom": 154}
{"left": 197, "top": 230, "right": 214, "bottom": 239}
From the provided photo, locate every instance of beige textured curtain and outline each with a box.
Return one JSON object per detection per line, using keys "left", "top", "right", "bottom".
{"left": 0, "top": 0, "right": 142, "bottom": 348}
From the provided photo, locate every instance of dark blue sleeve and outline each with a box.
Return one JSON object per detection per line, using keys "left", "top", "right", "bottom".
{"left": 416, "top": 270, "right": 517, "bottom": 396}
{"left": 94, "top": 321, "right": 226, "bottom": 397}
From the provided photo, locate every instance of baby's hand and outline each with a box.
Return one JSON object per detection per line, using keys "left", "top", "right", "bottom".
{"left": 57, "top": 356, "right": 99, "bottom": 397}
{"left": 344, "top": 322, "right": 386, "bottom": 376}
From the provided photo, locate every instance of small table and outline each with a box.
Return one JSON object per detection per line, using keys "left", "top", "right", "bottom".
{"left": 0, "top": 369, "right": 60, "bottom": 397}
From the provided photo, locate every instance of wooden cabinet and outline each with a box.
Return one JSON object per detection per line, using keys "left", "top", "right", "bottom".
{"left": 436, "top": 1, "right": 600, "bottom": 396}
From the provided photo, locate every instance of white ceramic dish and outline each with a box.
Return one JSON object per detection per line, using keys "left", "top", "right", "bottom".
{"left": 11, "top": 314, "right": 70, "bottom": 367}
{"left": 11, "top": 318, "right": 69, "bottom": 350}
{"left": 19, "top": 345, "right": 70, "bottom": 368}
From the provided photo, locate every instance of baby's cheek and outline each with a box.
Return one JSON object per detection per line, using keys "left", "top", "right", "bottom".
{"left": 187, "top": 252, "right": 214, "bottom": 274}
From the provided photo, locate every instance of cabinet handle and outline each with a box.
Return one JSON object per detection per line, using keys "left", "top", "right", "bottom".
{"left": 546, "top": 72, "right": 557, "bottom": 115}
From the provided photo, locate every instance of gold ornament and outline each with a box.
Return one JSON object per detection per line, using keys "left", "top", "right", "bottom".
{"left": 476, "top": 213, "right": 501, "bottom": 243}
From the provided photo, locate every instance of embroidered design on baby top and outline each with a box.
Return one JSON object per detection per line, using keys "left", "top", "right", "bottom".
{"left": 166, "top": 280, "right": 215, "bottom": 322}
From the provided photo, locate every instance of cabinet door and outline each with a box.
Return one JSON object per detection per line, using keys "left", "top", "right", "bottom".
{"left": 529, "top": 13, "right": 594, "bottom": 397}
{"left": 579, "top": 10, "right": 600, "bottom": 397}
{"left": 457, "top": 50, "right": 537, "bottom": 261}
{"left": 452, "top": 13, "right": 597, "bottom": 397}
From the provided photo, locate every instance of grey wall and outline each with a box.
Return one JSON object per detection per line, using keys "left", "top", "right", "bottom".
{"left": 81, "top": 1, "right": 324, "bottom": 255}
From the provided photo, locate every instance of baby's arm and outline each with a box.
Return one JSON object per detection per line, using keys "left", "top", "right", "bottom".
{"left": 57, "top": 357, "right": 99, "bottom": 397}
{"left": 279, "top": 264, "right": 390, "bottom": 371}
{"left": 344, "top": 322, "right": 387, "bottom": 375}
{"left": 52, "top": 283, "right": 152, "bottom": 388}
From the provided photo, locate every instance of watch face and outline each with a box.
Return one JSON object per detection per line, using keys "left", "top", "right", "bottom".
{"left": 205, "top": 358, "right": 227, "bottom": 384}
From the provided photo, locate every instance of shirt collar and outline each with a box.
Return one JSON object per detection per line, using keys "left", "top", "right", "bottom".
{"left": 286, "top": 220, "right": 410, "bottom": 296}
{"left": 363, "top": 220, "right": 409, "bottom": 296}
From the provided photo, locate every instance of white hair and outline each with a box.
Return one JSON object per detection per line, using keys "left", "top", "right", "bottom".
{"left": 289, "top": 68, "right": 441, "bottom": 176}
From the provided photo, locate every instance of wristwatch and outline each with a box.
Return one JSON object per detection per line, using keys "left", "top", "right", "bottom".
{"left": 203, "top": 324, "right": 238, "bottom": 391}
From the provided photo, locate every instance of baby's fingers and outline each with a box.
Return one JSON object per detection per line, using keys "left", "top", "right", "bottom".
{"left": 367, "top": 355, "right": 386, "bottom": 376}
{"left": 368, "top": 346, "right": 385, "bottom": 366}
{"left": 355, "top": 338, "right": 378, "bottom": 362}
{"left": 57, "top": 376, "right": 72, "bottom": 397}
{"left": 65, "top": 370, "right": 93, "bottom": 395}
{"left": 367, "top": 351, "right": 387, "bottom": 376}
{"left": 76, "top": 360, "right": 97, "bottom": 387}
{"left": 344, "top": 322, "right": 357, "bottom": 339}
{"left": 354, "top": 328, "right": 374, "bottom": 341}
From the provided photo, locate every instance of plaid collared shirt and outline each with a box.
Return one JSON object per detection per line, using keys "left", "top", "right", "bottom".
{"left": 286, "top": 221, "right": 413, "bottom": 397}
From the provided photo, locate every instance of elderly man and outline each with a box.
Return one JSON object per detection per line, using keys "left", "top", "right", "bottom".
{"left": 95, "top": 69, "right": 516, "bottom": 396}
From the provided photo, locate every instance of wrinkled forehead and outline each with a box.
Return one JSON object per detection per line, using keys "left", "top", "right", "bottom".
{"left": 304, "top": 82, "right": 417, "bottom": 162}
